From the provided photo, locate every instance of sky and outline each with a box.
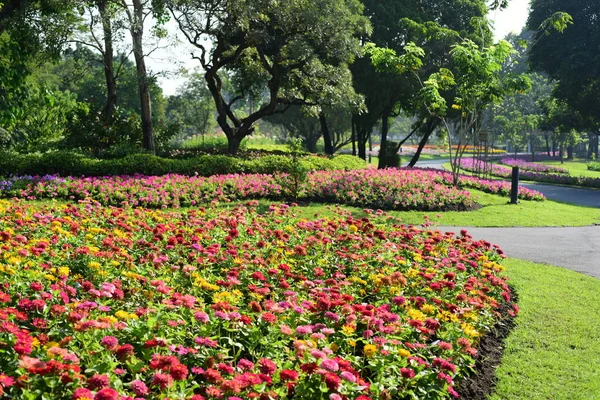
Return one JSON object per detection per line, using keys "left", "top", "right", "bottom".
{"left": 151, "top": 1, "right": 532, "bottom": 96}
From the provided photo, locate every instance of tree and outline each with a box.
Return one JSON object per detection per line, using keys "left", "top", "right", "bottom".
{"left": 422, "top": 39, "right": 530, "bottom": 184}
{"left": 166, "top": 71, "right": 217, "bottom": 140}
{"left": 168, "top": 0, "right": 369, "bottom": 155}
{"left": 71, "top": 1, "right": 130, "bottom": 124}
{"left": 528, "top": 0, "right": 598, "bottom": 136}
{"left": 350, "top": 0, "right": 493, "bottom": 165}
{"left": 0, "top": 0, "right": 77, "bottom": 137}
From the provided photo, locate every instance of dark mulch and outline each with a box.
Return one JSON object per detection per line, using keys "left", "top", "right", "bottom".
{"left": 456, "top": 286, "right": 519, "bottom": 399}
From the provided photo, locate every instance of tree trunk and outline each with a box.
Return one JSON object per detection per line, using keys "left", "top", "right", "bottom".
{"left": 305, "top": 131, "right": 319, "bottom": 153}
{"left": 377, "top": 113, "right": 389, "bottom": 169}
{"left": 357, "top": 127, "right": 367, "bottom": 160}
{"left": 559, "top": 144, "right": 564, "bottom": 163}
{"left": 227, "top": 135, "right": 241, "bottom": 155}
{"left": 351, "top": 118, "right": 356, "bottom": 156}
{"left": 545, "top": 134, "right": 551, "bottom": 156}
{"left": 587, "top": 132, "right": 599, "bottom": 159}
{"left": 131, "top": 0, "right": 154, "bottom": 153}
{"left": 320, "top": 112, "right": 334, "bottom": 156}
{"left": 368, "top": 133, "right": 373, "bottom": 164}
{"left": 408, "top": 130, "right": 432, "bottom": 167}
{"left": 97, "top": 0, "right": 117, "bottom": 124}
{"left": 567, "top": 145, "right": 573, "bottom": 160}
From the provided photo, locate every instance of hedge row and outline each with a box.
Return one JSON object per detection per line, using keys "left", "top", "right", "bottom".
{"left": 0, "top": 151, "right": 366, "bottom": 177}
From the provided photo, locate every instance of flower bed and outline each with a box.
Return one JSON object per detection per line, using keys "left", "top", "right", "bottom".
{"left": 459, "top": 159, "right": 600, "bottom": 189}
{"left": 304, "top": 169, "right": 474, "bottom": 211}
{"left": 1, "top": 170, "right": 476, "bottom": 211}
{"left": 0, "top": 200, "right": 517, "bottom": 399}
{"left": 498, "top": 158, "right": 569, "bottom": 175}
{"left": 405, "top": 168, "right": 546, "bottom": 201}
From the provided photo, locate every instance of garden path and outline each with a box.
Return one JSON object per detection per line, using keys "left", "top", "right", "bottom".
{"left": 408, "top": 158, "right": 600, "bottom": 277}
{"left": 435, "top": 225, "right": 600, "bottom": 278}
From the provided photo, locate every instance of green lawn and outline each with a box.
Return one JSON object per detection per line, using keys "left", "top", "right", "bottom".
{"left": 490, "top": 259, "right": 600, "bottom": 400}
{"left": 537, "top": 159, "right": 600, "bottom": 178}
{"left": 214, "top": 188, "right": 600, "bottom": 227}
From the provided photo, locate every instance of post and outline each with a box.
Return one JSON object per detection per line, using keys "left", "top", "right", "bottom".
{"left": 510, "top": 166, "right": 519, "bottom": 204}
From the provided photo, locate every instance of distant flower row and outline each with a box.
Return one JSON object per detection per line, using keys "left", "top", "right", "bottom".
{"left": 499, "top": 158, "right": 569, "bottom": 174}
{"left": 0, "top": 168, "right": 544, "bottom": 210}
{"left": 0, "top": 200, "right": 517, "bottom": 399}
{"left": 460, "top": 159, "right": 600, "bottom": 189}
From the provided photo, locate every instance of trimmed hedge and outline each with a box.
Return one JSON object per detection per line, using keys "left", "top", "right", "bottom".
{"left": 0, "top": 151, "right": 366, "bottom": 177}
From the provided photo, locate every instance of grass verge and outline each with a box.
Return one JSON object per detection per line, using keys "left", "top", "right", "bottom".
{"left": 490, "top": 258, "right": 600, "bottom": 400}
{"left": 536, "top": 159, "right": 600, "bottom": 178}
{"left": 271, "top": 189, "right": 600, "bottom": 227}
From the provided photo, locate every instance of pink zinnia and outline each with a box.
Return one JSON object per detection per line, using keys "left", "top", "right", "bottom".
{"left": 340, "top": 371, "right": 357, "bottom": 383}
{"left": 151, "top": 372, "right": 174, "bottom": 389}
{"left": 400, "top": 368, "right": 415, "bottom": 379}
{"left": 72, "top": 388, "right": 94, "bottom": 400}
{"left": 130, "top": 380, "right": 149, "bottom": 396}
{"left": 94, "top": 387, "right": 119, "bottom": 400}
{"left": 0, "top": 374, "right": 15, "bottom": 387}
{"left": 100, "top": 336, "right": 118, "bottom": 350}
{"left": 259, "top": 358, "right": 277, "bottom": 375}
{"left": 320, "top": 358, "right": 339, "bottom": 372}
{"left": 87, "top": 374, "right": 110, "bottom": 390}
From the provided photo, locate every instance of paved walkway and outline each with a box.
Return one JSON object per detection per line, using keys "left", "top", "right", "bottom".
{"left": 405, "top": 158, "right": 600, "bottom": 277}
{"left": 435, "top": 226, "right": 600, "bottom": 278}
{"left": 520, "top": 182, "right": 600, "bottom": 208}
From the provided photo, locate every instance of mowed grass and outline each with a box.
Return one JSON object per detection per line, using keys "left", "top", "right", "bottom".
{"left": 536, "top": 159, "right": 600, "bottom": 178}
{"left": 268, "top": 189, "right": 600, "bottom": 227}
{"left": 490, "top": 258, "right": 600, "bottom": 400}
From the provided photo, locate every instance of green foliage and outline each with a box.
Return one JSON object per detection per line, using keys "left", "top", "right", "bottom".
{"left": 528, "top": 0, "right": 599, "bottom": 132}
{"left": 587, "top": 161, "right": 600, "bottom": 172}
{"left": 2, "top": 82, "right": 80, "bottom": 151}
{"left": 0, "top": 151, "right": 365, "bottom": 177}
{"left": 165, "top": 70, "right": 216, "bottom": 140}
{"left": 169, "top": 0, "right": 370, "bottom": 154}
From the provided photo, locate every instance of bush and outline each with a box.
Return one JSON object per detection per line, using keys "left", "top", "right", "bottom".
{"left": 588, "top": 161, "right": 600, "bottom": 172}
{"left": 0, "top": 151, "right": 366, "bottom": 178}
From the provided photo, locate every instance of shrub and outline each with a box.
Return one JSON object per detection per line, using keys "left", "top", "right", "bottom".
{"left": 0, "top": 152, "right": 366, "bottom": 177}
{"left": 588, "top": 161, "right": 600, "bottom": 172}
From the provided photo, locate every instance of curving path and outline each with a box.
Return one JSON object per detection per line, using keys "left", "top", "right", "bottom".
{"left": 435, "top": 225, "right": 600, "bottom": 278}
{"left": 406, "top": 158, "right": 600, "bottom": 277}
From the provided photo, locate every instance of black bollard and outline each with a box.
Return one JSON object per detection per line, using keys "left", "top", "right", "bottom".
{"left": 510, "top": 166, "right": 519, "bottom": 204}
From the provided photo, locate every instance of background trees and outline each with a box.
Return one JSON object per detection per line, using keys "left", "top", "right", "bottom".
{"left": 528, "top": 0, "right": 599, "bottom": 156}
{"left": 168, "top": 0, "right": 369, "bottom": 155}
{"left": 0, "top": 0, "right": 596, "bottom": 162}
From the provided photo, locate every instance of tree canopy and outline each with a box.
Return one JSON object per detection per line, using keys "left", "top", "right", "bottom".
{"left": 168, "top": 0, "right": 370, "bottom": 154}
{"left": 528, "top": 0, "right": 600, "bottom": 132}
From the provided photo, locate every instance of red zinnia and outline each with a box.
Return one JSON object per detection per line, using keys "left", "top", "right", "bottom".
{"left": 170, "top": 363, "right": 188, "bottom": 380}
{"left": 324, "top": 373, "right": 341, "bottom": 390}
{"left": 279, "top": 370, "right": 299, "bottom": 382}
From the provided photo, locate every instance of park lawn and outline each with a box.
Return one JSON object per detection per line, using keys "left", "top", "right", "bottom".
{"left": 490, "top": 258, "right": 600, "bottom": 400}
{"left": 214, "top": 188, "right": 600, "bottom": 227}
{"left": 536, "top": 159, "right": 600, "bottom": 178}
